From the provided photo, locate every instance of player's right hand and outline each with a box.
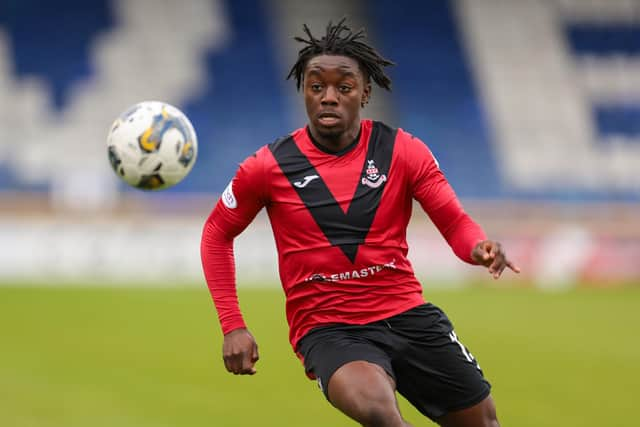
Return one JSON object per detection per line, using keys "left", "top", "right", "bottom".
{"left": 222, "top": 328, "right": 259, "bottom": 375}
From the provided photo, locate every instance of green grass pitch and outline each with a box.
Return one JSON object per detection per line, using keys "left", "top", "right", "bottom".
{"left": 1, "top": 285, "right": 638, "bottom": 426}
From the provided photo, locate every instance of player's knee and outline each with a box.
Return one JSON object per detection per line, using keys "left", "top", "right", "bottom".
{"left": 361, "top": 402, "right": 404, "bottom": 427}
{"left": 347, "top": 396, "right": 403, "bottom": 427}
{"left": 331, "top": 385, "right": 403, "bottom": 426}
{"left": 328, "top": 361, "right": 405, "bottom": 426}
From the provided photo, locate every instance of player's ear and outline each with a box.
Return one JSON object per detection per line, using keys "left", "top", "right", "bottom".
{"left": 361, "top": 83, "right": 372, "bottom": 108}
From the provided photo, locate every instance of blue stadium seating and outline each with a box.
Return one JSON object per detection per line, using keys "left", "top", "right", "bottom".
{"left": 0, "top": 0, "right": 638, "bottom": 200}
{"left": 566, "top": 24, "right": 640, "bottom": 143}
{"left": 0, "top": 0, "right": 114, "bottom": 111}
{"left": 595, "top": 105, "right": 640, "bottom": 138}
{"left": 367, "top": 0, "right": 502, "bottom": 198}
{"left": 181, "top": 0, "right": 289, "bottom": 194}
{"left": 567, "top": 25, "right": 640, "bottom": 56}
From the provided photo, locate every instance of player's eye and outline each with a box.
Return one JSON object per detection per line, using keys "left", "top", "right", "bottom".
{"left": 310, "top": 83, "right": 323, "bottom": 92}
{"left": 339, "top": 85, "right": 352, "bottom": 93}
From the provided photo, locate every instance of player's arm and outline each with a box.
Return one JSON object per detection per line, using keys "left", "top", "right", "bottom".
{"left": 406, "top": 135, "right": 520, "bottom": 278}
{"left": 427, "top": 199, "right": 520, "bottom": 278}
{"left": 201, "top": 152, "right": 268, "bottom": 374}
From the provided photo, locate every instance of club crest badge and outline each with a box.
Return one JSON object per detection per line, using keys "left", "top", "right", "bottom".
{"left": 361, "top": 159, "right": 387, "bottom": 188}
{"left": 222, "top": 180, "right": 237, "bottom": 209}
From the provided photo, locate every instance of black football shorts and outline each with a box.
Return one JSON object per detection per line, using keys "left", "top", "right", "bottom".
{"left": 296, "top": 303, "right": 491, "bottom": 420}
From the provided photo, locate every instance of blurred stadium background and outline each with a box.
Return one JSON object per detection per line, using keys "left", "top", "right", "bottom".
{"left": 0, "top": 0, "right": 639, "bottom": 426}
{"left": 1, "top": 0, "right": 639, "bottom": 287}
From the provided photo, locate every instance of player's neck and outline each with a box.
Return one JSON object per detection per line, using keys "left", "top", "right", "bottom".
{"left": 307, "top": 121, "right": 362, "bottom": 154}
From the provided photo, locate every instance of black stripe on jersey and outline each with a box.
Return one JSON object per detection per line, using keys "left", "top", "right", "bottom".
{"left": 269, "top": 122, "right": 397, "bottom": 263}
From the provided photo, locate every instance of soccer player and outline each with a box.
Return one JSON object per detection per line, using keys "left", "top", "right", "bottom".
{"left": 201, "top": 19, "right": 520, "bottom": 427}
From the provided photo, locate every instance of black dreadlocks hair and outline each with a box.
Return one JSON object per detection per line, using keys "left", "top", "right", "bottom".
{"left": 287, "top": 18, "right": 395, "bottom": 92}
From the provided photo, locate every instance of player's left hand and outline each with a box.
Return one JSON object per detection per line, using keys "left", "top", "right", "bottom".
{"left": 471, "top": 240, "right": 521, "bottom": 279}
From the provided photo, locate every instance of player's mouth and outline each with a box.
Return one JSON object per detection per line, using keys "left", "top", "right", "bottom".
{"left": 317, "top": 112, "right": 341, "bottom": 127}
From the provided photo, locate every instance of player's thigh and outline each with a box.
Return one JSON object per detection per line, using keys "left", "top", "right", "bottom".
{"left": 296, "top": 324, "right": 395, "bottom": 400}
{"left": 327, "top": 360, "right": 402, "bottom": 422}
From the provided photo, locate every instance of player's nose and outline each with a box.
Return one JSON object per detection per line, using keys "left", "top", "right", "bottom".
{"left": 321, "top": 86, "right": 339, "bottom": 105}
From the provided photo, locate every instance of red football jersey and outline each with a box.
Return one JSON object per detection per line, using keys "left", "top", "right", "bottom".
{"left": 201, "top": 120, "right": 486, "bottom": 350}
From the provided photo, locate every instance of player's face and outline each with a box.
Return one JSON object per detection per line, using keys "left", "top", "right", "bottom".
{"left": 303, "top": 55, "right": 371, "bottom": 150}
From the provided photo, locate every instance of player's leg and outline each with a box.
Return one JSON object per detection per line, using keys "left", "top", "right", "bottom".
{"left": 434, "top": 395, "right": 498, "bottom": 427}
{"left": 327, "top": 360, "right": 413, "bottom": 427}
{"left": 296, "top": 324, "right": 411, "bottom": 427}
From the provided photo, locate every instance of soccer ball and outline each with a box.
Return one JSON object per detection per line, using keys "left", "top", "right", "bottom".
{"left": 107, "top": 101, "right": 198, "bottom": 190}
